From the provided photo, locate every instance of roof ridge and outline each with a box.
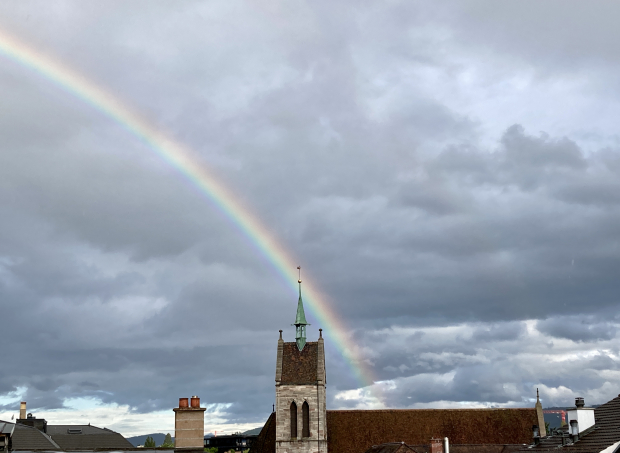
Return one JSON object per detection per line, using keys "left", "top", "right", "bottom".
{"left": 326, "top": 408, "right": 535, "bottom": 412}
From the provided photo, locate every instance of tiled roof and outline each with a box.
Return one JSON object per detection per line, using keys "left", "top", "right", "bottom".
{"left": 11, "top": 423, "right": 60, "bottom": 451}
{"left": 46, "top": 425, "right": 117, "bottom": 436}
{"left": 0, "top": 421, "right": 15, "bottom": 435}
{"left": 365, "top": 443, "right": 527, "bottom": 453}
{"left": 50, "top": 433, "right": 134, "bottom": 450}
{"left": 248, "top": 412, "right": 276, "bottom": 453}
{"left": 363, "top": 442, "right": 419, "bottom": 453}
{"left": 280, "top": 342, "right": 318, "bottom": 385}
{"left": 327, "top": 409, "right": 537, "bottom": 453}
{"left": 520, "top": 395, "right": 620, "bottom": 453}
{"left": 248, "top": 408, "right": 537, "bottom": 453}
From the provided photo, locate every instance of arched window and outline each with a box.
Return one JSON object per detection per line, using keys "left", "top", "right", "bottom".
{"left": 290, "top": 402, "right": 297, "bottom": 438}
{"left": 302, "top": 401, "right": 310, "bottom": 438}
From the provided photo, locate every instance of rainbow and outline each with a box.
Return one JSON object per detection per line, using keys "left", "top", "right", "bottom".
{"left": 0, "top": 29, "right": 378, "bottom": 396}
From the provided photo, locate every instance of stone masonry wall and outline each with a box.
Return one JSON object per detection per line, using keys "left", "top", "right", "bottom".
{"left": 275, "top": 384, "right": 327, "bottom": 453}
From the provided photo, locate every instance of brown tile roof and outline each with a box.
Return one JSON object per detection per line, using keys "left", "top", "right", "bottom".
{"left": 520, "top": 395, "right": 620, "bottom": 453}
{"left": 364, "top": 442, "right": 420, "bottom": 453}
{"left": 327, "top": 409, "right": 537, "bottom": 453}
{"left": 280, "top": 342, "right": 318, "bottom": 385}
{"left": 248, "top": 408, "right": 536, "bottom": 453}
{"left": 248, "top": 412, "right": 276, "bottom": 453}
{"left": 366, "top": 443, "right": 526, "bottom": 453}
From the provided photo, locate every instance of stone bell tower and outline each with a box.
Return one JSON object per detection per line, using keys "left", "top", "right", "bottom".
{"left": 274, "top": 271, "right": 327, "bottom": 453}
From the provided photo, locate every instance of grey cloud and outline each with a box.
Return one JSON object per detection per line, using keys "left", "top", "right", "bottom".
{"left": 537, "top": 316, "right": 618, "bottom": 343}
{"left": 1, "top": 0, "right": 620, "bottom": 436}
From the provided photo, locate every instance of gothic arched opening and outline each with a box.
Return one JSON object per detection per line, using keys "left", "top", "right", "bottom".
{"left": 302, "top": 401, "right": 310, "bottom": 437}
{"left": 290, "top": 402, "right": 297, "bottom": 438}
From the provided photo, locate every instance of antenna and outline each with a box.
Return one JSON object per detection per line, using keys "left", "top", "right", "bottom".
{"left": 297, "top": 266, "right": 301, "bottom": 283}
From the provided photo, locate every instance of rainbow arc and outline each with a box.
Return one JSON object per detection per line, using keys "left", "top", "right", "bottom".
{"left": 0, "top": 29, "right": 377, "bottom": 395}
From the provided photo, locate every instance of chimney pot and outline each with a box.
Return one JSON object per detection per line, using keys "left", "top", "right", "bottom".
{"left": 575, "top": 397, "right": 585, "bottom": 408}
{"left": 190, "top": 396, "right": 200, "bottom": 408}
{"left": 570, "top": 420, "right": 579, "bottom": 438}
{"left": 179, "top": 398, "right": 189, "bottom": 408}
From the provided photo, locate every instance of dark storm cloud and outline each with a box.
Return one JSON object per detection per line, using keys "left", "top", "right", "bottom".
{"left": 1, "top": 0, "right": 620, "bottom": 435}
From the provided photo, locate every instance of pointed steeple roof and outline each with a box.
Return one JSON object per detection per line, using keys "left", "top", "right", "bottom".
{"left": 293, "top": 267, "right": 309, "bottom": 351}
{"left": 295, "top": 282, "right": 308, "bottom": 326}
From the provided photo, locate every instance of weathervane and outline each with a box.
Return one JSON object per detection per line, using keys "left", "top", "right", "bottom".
{"left": 297, "top": 265, "right": 301, "bottom": 284}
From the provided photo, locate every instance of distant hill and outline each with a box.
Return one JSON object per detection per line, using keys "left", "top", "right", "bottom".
{"left": 127, "top": 433, "right": 174, "bottom": 447}
{"left": 127, "top": 427, "right": 259, "bottom": 447}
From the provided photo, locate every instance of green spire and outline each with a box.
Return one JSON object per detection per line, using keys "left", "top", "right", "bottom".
{"left": 294, "top": 268, "right": 309, "bottom": 351}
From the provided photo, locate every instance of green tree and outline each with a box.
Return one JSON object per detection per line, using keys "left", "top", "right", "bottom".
{"left": 144, "top": 436, "right": 156, "bottom": 448}
{"left": 161, "top": 433, "right": 174, "bottom": 448}
{"left": 204, "top": 448, "right": 218, "bottom": 453}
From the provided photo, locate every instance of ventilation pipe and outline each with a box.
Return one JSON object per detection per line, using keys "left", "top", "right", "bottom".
{"left": 443, "top": 437, "right": 449, "bottom": 453}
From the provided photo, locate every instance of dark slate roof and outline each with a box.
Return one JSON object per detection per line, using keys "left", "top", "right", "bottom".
{"left": 280, "top": 342, "right": 318, "bottom": 385}
{"left": 46, "top": 425, "right": 117, "bottom": 436}
{"left": 11, "top": 423, "right": 60, "bottom": 451}
{"left": 248, "top": 408, "right": 536, "bottom": 453}
{"left": 45, "top": 425, "right": 133, "bottom": 451}
{"left": 49, "top": 433, "right": 134, "bottom": 450}
{"left": 0, "top": 421, "right": 15, "bottom": 435}
{"left": 327, "top": 409, "right": 537, "bottom": 453}
{"left": 248, "top": 412, "right": 276, "bottom": 453}
{"left": 519, "top": 395, "right": 620, "bottom": 453}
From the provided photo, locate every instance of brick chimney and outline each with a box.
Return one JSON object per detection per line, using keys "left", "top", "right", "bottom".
{"left": 430, "top": 438, "right": 443, "bottom": 453}
{"left": 173, "top": 396, "right": 206, "bottom": 453}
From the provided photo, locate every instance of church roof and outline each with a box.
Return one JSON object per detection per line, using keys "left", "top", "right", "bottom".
{"left": 363, "top": 442, "right": 420, "bottom": 453}
{"left": 249, "top": 408, "right": 538, "bottom": 453}
{"left": 250, "top": 412, "right": 276, "bottom": 453}
{"left": 327, "top": 409, "right": 537, "bottom": 453}
{"left": 280, "top": 341, "right": 318, "bottom": 385}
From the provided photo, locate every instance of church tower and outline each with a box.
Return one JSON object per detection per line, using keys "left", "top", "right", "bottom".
{"left": 275, "top": 272, "right": 327, "bottom": 453}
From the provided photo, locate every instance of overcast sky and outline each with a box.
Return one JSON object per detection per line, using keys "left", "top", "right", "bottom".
{"left": 2, "top": 0, "right": 620, "bottom": 437}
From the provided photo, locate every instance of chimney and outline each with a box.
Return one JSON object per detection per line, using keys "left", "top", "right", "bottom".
{"left": 173, "top": 396, "right": 206, "bottom": 453}
{"left": 443, "top": 437, "right": 449, "bottom": 453}
{"left": 566, "top": 397, "right": 595, "bottom": 435}
{"left": 532, "top": 425, "right": 541, "bottom": 445}
{"left": 430, "top": 438, "right": 443, "bottom": 453}
{"left": 19, "top": 402, "right": 26, "bottom": 420}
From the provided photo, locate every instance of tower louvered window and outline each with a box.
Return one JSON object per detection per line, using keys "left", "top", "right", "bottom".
{"left": 302, "top": 401, "right": 310, "bottom": 437}
{"left": 290, "top": 402, "right": 297, "bottom": 438}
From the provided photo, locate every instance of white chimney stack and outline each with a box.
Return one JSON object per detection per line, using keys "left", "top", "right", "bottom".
{"left": 567, "top": 397, "right": 595, "bottom": 434}
{"left": 19, "top": 402, "right": 26, "bottom": 420}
